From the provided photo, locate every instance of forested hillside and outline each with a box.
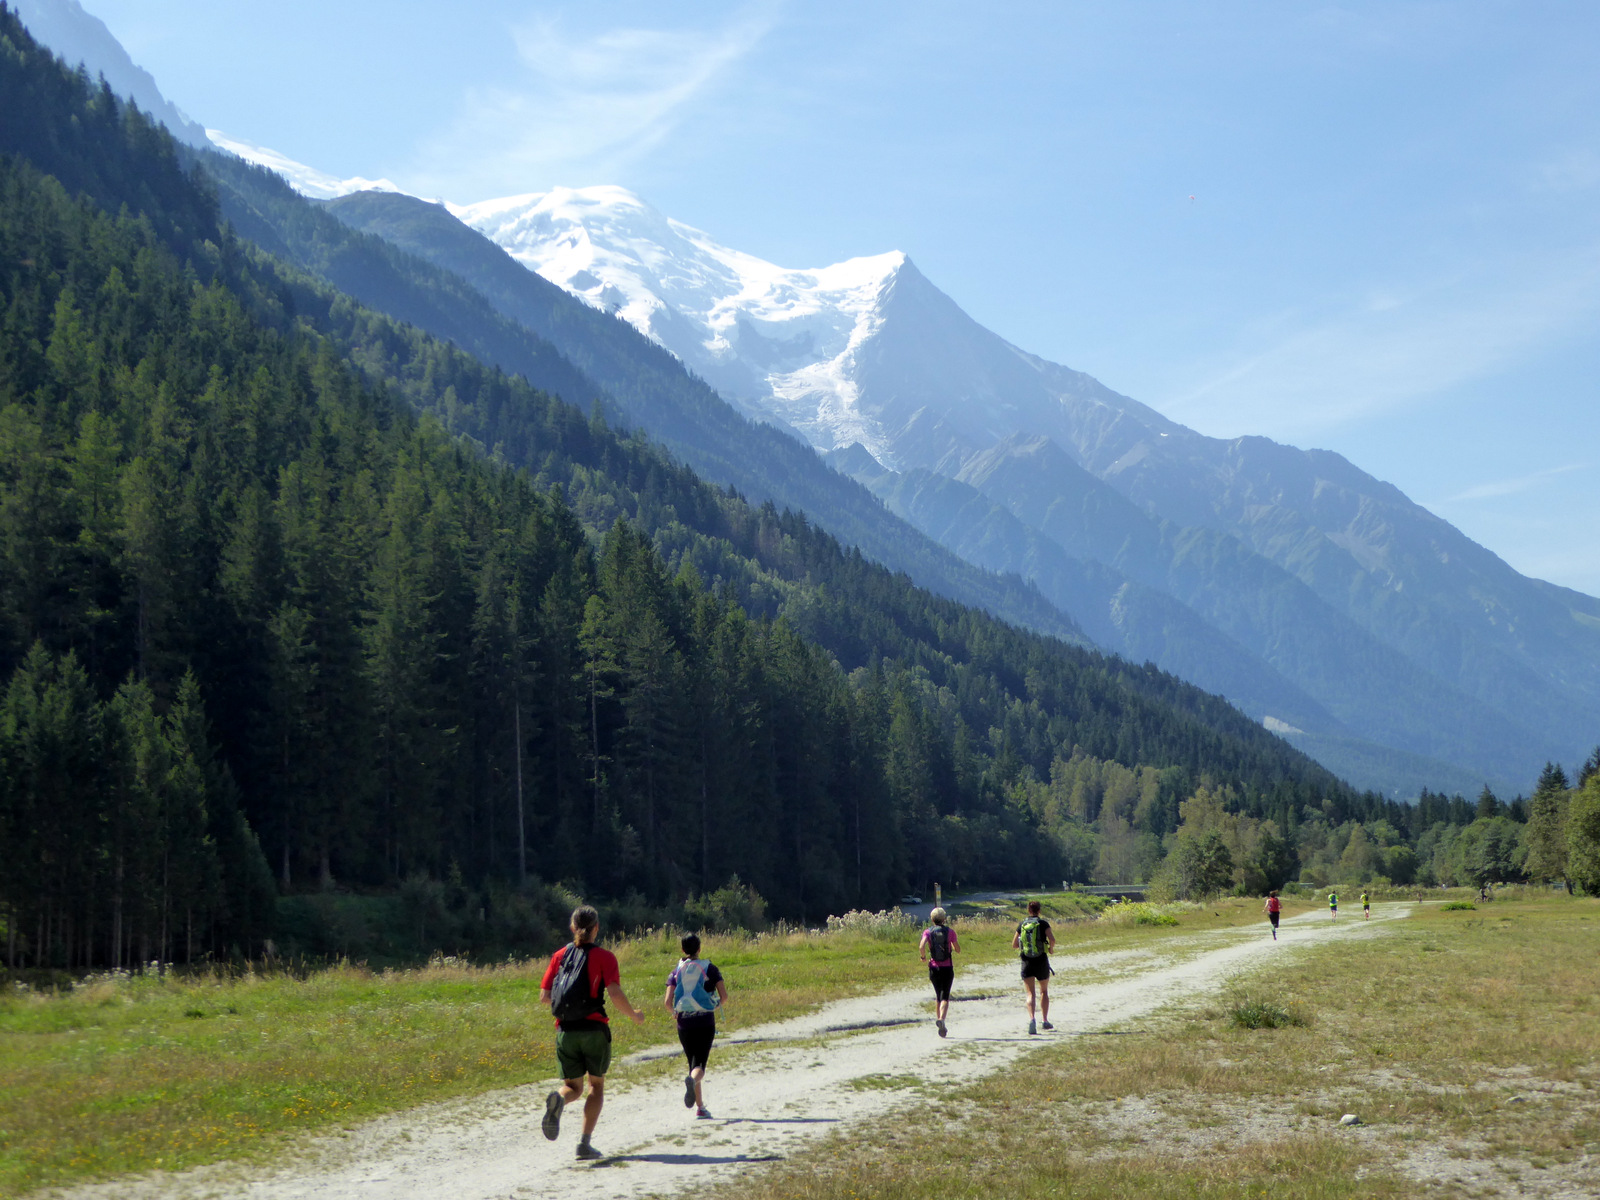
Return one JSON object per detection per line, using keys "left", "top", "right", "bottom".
{"left": 3, "top": 10, "right": 1584, "bottom": 974}
{"left": 192, "top": 151, "right": 1090, "bottom": 649}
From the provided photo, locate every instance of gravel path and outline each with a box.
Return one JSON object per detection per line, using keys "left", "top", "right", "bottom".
{"left": 62, "top": 905, "right": 1410, "bottom": 1200}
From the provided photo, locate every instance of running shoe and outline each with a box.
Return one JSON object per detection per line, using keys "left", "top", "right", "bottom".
{"left": 1041, "top": 1020, "right": 1054, "bottom": 1031}
{"left": 684, "top": 1073, "right": 696, "bottom": 1108}
{"left": 936, "top": 1018, "right": 947, "bottom": 1038}
{"left": 540, "top": 1091, "right": 563, "bottom": 1141}
{"left": 696, "top": 1106, "right": 713, "bottom": 1120}
{"left": 575, "top": 1141, "right": 603, "bottom": 1161}
{"left": 1028, "top": 1018, "right": 1037, "bottom": 1036}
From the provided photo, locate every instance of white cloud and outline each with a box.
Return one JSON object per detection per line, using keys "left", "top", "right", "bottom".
{"left": 413, "top": 4, "right": 780, "bottom": 200}
{"left": 1155, "top": 244, "right": 1600, "bottom": 443}
{"left": 1438, "top": 462, "right": 1587, "bottom": 504}
{"left": 1536, "top": 147, "right": 1600, "bottom": 195}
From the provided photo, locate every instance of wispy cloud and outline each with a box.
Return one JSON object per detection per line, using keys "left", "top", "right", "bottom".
{"left": 1157, "top": 243, "right": 1600, "bottom": 443}
{"left": 412, "top": 4, "right": 780, "bottom": 200}
{"left": 1437, "top": 462, "right": 1588, "bottom": 504}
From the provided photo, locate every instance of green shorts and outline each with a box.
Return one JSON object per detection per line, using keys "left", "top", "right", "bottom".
{"left": 555, "top": 1026, "right": 612, "bottom": 1080}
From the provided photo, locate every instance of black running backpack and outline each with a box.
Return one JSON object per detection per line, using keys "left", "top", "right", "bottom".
{"left": 926, "top": 926, "right": 951, "bottom": 962}
{"left": 549, "top": 944, "right": 599, "bottom": 1022}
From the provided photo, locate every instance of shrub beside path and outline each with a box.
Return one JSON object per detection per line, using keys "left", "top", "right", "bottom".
{"left": 62, "top": 906, "right": 1412, "bottom": 1200}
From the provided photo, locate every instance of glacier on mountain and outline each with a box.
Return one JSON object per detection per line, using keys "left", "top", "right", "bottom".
{"left": 203, "top": 131, "right": 403, "bottom": 201}
{"left": 450, "top": 187, "right": 910, "bottom": 465}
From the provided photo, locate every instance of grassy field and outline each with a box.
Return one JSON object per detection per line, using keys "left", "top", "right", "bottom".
{"left": 727, "top": 895, "right": 1600, "bottom": 1200}
{"left": 0, "top": 897, "right": 1298, "bottom": 1195}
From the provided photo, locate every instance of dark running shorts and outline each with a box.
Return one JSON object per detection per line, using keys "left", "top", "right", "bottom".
{"left": 678, "top": 1024, "right": 715, "bottom": 1070}
{"left": 1020, "top": 956, "right": 1052, "bottom": 981}
{"left": 1269, "top": 911, "right": 1280, "bottom": 928}
{"left": 555, "top": 1026, "right": 611, "bottom": 1080}
{"left": 928, "top": 964, "right": 954, "bottom": 1001}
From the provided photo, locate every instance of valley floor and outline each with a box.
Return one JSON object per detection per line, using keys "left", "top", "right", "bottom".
{"left": 56, "top": 906, "right": 1431, "bottom": 1200}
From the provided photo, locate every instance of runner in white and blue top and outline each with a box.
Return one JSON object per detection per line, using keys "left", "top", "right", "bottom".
{"left": 664, "top": 933, "right": 728, "bottom": 1119}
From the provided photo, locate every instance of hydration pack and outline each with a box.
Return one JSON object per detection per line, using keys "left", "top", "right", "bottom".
{"left": 671, "top": 958, "right": 719, "bottom": 1015}
{"left": 926, "top": 926, "right": 952, "bottom": 962}
{"left": 1019, "top": 917, "right": 1048, "bottom": 959}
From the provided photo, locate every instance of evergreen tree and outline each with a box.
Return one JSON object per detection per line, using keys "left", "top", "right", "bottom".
{"left": 1524, "top": 762, "right": 1572, "bottom": 889}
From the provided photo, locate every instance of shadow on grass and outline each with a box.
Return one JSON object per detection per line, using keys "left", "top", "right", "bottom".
{"left": 595, "top": 1152, "right": 785, "bottom": 1166}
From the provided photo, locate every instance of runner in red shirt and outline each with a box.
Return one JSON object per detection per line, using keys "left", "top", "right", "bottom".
{"left": 1264, "top": 890, "right": 1281, "bottom": 941}
{"left": 538, "top": 905, "right": 645, "bottom": 1160}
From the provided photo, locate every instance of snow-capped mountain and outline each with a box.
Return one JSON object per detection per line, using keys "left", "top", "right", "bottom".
{"left": 451, "top": 187, "right": 908, "bottom": 455}
{"left": 452, "top": 184, "right": 1600, "bottom": 794}
{"left": 449, "top": 187, "right": 1185, "bottom": 477}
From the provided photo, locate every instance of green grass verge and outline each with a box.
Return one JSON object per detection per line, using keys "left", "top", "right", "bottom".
{"left": 0, "top": 896, "right": 1311, "bottom": 1194}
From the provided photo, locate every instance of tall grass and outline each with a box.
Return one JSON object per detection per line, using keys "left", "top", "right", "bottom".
{"left": 1098, "top": 901, "right": 1194, "bottom": 927}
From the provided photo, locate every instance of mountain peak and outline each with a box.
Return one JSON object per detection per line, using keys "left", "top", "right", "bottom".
{"left": 451, "top": 188, "right": 910, "bottom": 450}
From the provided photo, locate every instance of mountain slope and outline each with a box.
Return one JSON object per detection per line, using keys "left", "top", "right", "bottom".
{"left": 453, "top": 187, "right": 1599, "bottom": 793}
{"left": 333, "top": 189, "right": 1515, "bottom": 793}
{"left": 13, "top": 0, "right": 208, "bottom": 145}
{"left": 303, "top": 186, "right": 1086, "bottom": 644}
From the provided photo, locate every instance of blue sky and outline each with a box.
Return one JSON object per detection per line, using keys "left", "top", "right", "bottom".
{"left": 83, "top": 0, "right": 1600, "bottom": 595}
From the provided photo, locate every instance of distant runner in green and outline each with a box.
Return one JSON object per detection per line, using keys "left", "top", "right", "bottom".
{"left": 1328, "top": 890, "right": 1338, "bottom": 919}
{"left": 1013, "top": 900, "right": 1056, "bottom": 1035}
{"left": 1361, "top": 890, "right": 1370, "bottom": 919}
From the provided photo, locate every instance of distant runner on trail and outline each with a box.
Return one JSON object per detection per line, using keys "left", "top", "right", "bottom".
{"left": 664, "top": 933, "right": 728, "bottom": 1120}
{"left": 1361, "top": 890, "right": 1370, "bottom": 920}
{"left": 1328, "top": 891, "right": 1338, "bottom": 920}
{"left": 919, "top": 907, "right": 960, "bottom": 1037}
{"left": 1012, "top": 900, "right": 1056, "bottom": 1035}
{"left": 539, "top": 905, "right": 646, "bottom": 1161}
{"left": 1264, "top": 890, "right": 1281, "bottom": 940}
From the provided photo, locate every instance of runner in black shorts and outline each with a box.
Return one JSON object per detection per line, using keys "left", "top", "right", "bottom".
{"left": 919, "top": 907, "right": 960, "bottom": 1037}
{"left": 1013, "top": 900, "right": 1056, "bottom": 1035}
{"left": 664, "top": 933, "right": 727, "bottom": 1119}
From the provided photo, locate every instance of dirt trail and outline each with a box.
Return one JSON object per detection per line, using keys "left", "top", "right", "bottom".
{"left": 67, "top": 905, "right": 1411, "bottom": 1200}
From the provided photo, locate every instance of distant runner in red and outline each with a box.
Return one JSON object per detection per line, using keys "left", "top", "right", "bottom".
{"left": 1264, "top": 890, "right": 1281, "bottom": 940}
{"left": 539, "top": 905, "right": 645, "bottom": 1161}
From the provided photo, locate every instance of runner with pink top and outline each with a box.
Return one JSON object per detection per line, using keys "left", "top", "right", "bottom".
{"left": 919, "top": 907, "right": 960, "bottom": 1037}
